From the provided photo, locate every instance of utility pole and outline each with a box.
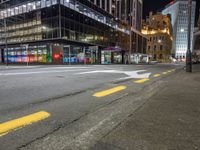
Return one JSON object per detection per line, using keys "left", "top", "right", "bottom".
{"left": 186, "top": 0, "right": 192, "bottom": 72}
{"left": 129, "top": 27, "right": 132, "bottom": 64}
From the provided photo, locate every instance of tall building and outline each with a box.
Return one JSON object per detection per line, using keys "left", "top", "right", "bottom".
{"left": 88, "top": 0, "right": 143, "bottom": 31}
{"left": 87, "top": 0, "right": 113, "bottom": 14}
{"left": 162, "top": 0, "right": 196, "bottom": 60}
{"left": 142, "top": 12, "right": 173, "bottom": 62}
{"left": 112, "top": 0, "right": 142, "bottom": 31}
{"left": 0, "top": 0, "right": 146, "bottom": 64}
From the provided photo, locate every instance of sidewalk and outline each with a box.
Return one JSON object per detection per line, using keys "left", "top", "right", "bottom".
{"left": 92, "top": 65, "right": 200, "bottom": 150}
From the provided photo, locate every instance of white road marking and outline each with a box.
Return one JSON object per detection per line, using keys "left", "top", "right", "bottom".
{"left": 35, "top": 67, "right": 92, "bottom": 70}
{"left": 77, "top": 70, "right": 118, "bottom": 74}
{"left": 120, "top": 70, "right": 151, "bottom": 80}
{"left": 76, "top": 70, "right": 151, "bottom": 79}
{"left": 0, "top": 69, "right": 92, "bottom": 76}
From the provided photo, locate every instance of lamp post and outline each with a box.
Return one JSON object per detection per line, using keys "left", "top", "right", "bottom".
{"left": 129, "top": 27, "right": 132, "bottom": 64}
{"left": 186, "top": 0, "right": 192, "bottom": 72}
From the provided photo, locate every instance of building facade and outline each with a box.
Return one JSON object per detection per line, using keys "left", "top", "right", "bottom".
{"left": 111, "top": 0, "right": 146, "bottom": 63}
{"left": 87, "top": 0, "right": 113, "bottom": 15}
{"left": 88, "top": 0, "right": 147, "bottom": 64}
{"left": 162, "top": 0, "right": 196, "bottom": 60}
{"left": 88, "top": 0, "right": 143, "bottom": 30}
{"left": 112, "top": 0, "right": 142, "bottom": 31}
{"left": 0, "top": 0, "right": 146, "bottom": 64}
{"left": 142, "top": 12, "right": 173, "bottom": 62}
{"left": 193, "top": 9, "right": 200, "bottom": 61}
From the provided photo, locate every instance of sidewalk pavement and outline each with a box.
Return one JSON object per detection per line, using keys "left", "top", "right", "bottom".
{"left": 92, "top": 64, "right": 200, "bottom": 150}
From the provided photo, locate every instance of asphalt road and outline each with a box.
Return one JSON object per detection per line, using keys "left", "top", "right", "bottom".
{"left": 0, "top": 64, "right": 183, "bottom": 150}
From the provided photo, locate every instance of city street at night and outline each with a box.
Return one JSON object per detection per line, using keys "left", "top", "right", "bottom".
{"left": 2, "top": 63, "right": 199, "bottom": 150}
{"left": 0, "top": 0, "right": 200, "bottom": 149}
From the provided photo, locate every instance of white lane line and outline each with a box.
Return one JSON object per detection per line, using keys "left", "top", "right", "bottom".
{"left": 0, "top": 67, "right": 92, "bottom": 71}
{"left": 0, "top": 69, "right": 93, "bottom": 76}
{"left": 35, "top": 67, "right": 92, "bottom": 70}
{"left": 76, "top": 70, "right": 118, "bottom": 74}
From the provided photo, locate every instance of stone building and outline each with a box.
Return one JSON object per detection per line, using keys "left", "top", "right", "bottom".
{"left": 142, "top": 12, "right": 173, "bottom": 62}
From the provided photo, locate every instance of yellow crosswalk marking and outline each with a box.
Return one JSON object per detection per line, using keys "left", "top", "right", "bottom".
{"left": 0, "top": 111, "right": 50, "bottom": 137}
{"left": 93, "top": 86, "right": 127, "bottom": 98}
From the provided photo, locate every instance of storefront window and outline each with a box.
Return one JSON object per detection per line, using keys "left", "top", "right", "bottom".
{"left": 29, "top": 47, "right": 38, "bottom": 62}
{"left": 85, "top": 48, "right": 97, "bottom": 64}
{"left": 47, "top": 46, "right": 52, "bottom": 63}
{"left": 15, "top": 47, "right": 22, "bottom": 62}
{"left": 21, "top": 48, "right": 27, "bottom": 62}
{"left": 2, "top": 45, "right": 50, "bottom": 63}
{"left": 102, "top": 51, "right": 111, "bottom": 64}
{"left": 63, "top": 46, "right": 70, "bottom": 63}
{"left": 67, "top": 47, "right": 82, "bottom": 63}
{"left": 113, "top": 52, "right": 122, "bottom": 64}
{"left": 38, "top": 46, "right": 47, "bottom": 63}
{"left": 8, "top": 50, "right": 16, "bottom": 62}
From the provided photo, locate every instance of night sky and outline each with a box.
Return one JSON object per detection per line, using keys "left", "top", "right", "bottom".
{"left": 143, "top": 0, "right": 200, "bottom": 26}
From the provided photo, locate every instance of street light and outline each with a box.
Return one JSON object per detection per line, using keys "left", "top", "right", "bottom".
{"left": 186, "top": 0, "right": 192, "bottom": 72}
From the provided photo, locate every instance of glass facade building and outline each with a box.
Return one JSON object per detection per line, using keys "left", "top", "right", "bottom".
{"left": 0, "top": 0, "right": 146, "bottom": 64}
{"left": 162, "top": 0, "right": 196, "bottom": 59}
{"left": 112, "top": 0, "right": 143, "bottom": 31}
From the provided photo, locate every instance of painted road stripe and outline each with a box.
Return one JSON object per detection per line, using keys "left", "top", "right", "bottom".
{"left": 134, "top": 78, "right": 150, "bottom": 83}
{"left": 162, "top": 72, "right": 168, "bottom": 75}
{"left": 0, "top": 69, "right": 90, "bottom": 76}
{"left": 167, "top": 70, "right": 172, "bottom": 73}
{"left": 0, "top": 111, "right": 50, "bottom": 137}
{"left": 93, "top": 86, "right": 126, "bottom": 98}
{"left": 153, "top": 74, "right": 161, "bottom": 77}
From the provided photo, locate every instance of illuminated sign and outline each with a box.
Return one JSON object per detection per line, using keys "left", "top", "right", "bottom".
{"left": 53, "top": 54, "right": 60, "bottom": 59}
